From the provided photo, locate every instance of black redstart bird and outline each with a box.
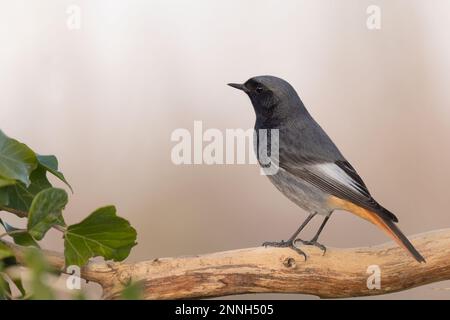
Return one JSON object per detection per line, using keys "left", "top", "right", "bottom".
{"left": 228, "top": 75, "right": 425, "bottom": 263}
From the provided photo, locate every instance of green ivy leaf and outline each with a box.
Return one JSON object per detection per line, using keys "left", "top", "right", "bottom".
{"left": 24, "top": 248, "right": 55, "bottom": 300}
{"left": 0, "top": 130, "right": 37, "bottom": 186}
{"left": 37, "top": 155, "right": 72, "bottom": 192}
{"left": 1, "top": 165, "right": 52, "bottom": 213}
{"left": 0, "top": 242, "right": 13, "bottom": 260}
{"left": 10, "top": 275, "right": 26, "bottom": 298}
{"left": 0, "top": 176, "right": 15, "bottom": 188}
{"left": 0, "top": 260, "right": 26, "bottom": 299}
{"left": 0, "top": 219, "right": 40, "bottom": 248}
{"left": 27, "top": 188, "right": 68, "bottom": 240}
{"left": 0, "top": 271, "right": 11, "bottom": 300}
{"left": 64, "top": 206, "right": 137, "bottom": 267}
{"left": 0, "top": 188, "right": 9, "bottom": 207}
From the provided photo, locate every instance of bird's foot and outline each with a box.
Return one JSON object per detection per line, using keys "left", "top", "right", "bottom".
{"left": 262, "top": 239, "right": 307, "bottom": 260}
{"left": 294, "top": 239, "right": 327, "bottom": 256}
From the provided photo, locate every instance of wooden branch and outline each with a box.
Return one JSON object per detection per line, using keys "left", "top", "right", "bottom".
{"left": 5, "top": 229, "right": 450, "bottom": 299}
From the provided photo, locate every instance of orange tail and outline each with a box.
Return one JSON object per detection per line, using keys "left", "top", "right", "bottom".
{"left": 330, "top": 197, "right": 425, "bottom": 263}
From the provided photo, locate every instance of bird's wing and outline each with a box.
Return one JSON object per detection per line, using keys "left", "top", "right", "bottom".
{"left": 279, "top": 153, "right": 398, "bottom": 222}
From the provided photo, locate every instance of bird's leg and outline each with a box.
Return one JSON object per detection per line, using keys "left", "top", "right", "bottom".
{"left": 262, "top": 212, "right": 317, "bottom": 260}
{"left": 295, "top": 214, "right": 331, "bottom": 255}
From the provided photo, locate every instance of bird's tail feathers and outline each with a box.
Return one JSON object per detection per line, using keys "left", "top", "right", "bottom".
{"left": 379, "top": 216, "right": 425, "bottom": 263}
{"left": 330, "top": 197, "right": 425, "bottom": 263}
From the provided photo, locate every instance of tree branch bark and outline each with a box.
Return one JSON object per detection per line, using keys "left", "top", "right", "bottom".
{"left": 5, "top": 229, "right": 450, "bottom": 299}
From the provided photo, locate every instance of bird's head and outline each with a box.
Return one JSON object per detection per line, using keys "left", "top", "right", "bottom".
{"left": 228, "top": 75, "right": 305, "bottom": 126}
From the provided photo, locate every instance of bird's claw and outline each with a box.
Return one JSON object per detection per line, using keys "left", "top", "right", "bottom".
{"left": 294, "top": 239, "right": 327, "bottom": 256}
{"left": 262, "top": 240, "right": 307, "bottom": 261}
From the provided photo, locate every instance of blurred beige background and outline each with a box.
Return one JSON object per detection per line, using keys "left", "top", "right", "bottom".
{"left": 1, "top": 0, "right": 450, "bottom": 299}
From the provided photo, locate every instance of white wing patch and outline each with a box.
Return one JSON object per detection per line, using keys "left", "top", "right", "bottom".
{"left": 311, "top": 163, "right": 365, "bottom": 193}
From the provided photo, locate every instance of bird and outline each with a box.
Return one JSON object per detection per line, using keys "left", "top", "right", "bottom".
{"left": 228, "top": 75, "right": 425, "bottom": 263}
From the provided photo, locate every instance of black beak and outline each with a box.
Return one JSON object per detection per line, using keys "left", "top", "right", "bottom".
{"left": 227, "top": 83, "right": 247, "bottom": 92}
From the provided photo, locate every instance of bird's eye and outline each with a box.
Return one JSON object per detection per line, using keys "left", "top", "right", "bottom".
{"left": 255, "top": 86, "right": 264, "bottom": 93}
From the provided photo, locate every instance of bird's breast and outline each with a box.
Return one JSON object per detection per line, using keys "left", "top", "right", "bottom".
{"left": 266, "top": 168, "right": 332, "bottom": 215}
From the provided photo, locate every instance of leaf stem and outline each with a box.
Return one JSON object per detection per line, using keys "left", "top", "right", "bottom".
{"left": 0, "top": 206, "right": 28, "bottom": 218}
{"left": 52, "top": 225, "right": 66, "bottom": 233}
{"left": 0, "top": 229, "right": 25, "bottom": 239}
